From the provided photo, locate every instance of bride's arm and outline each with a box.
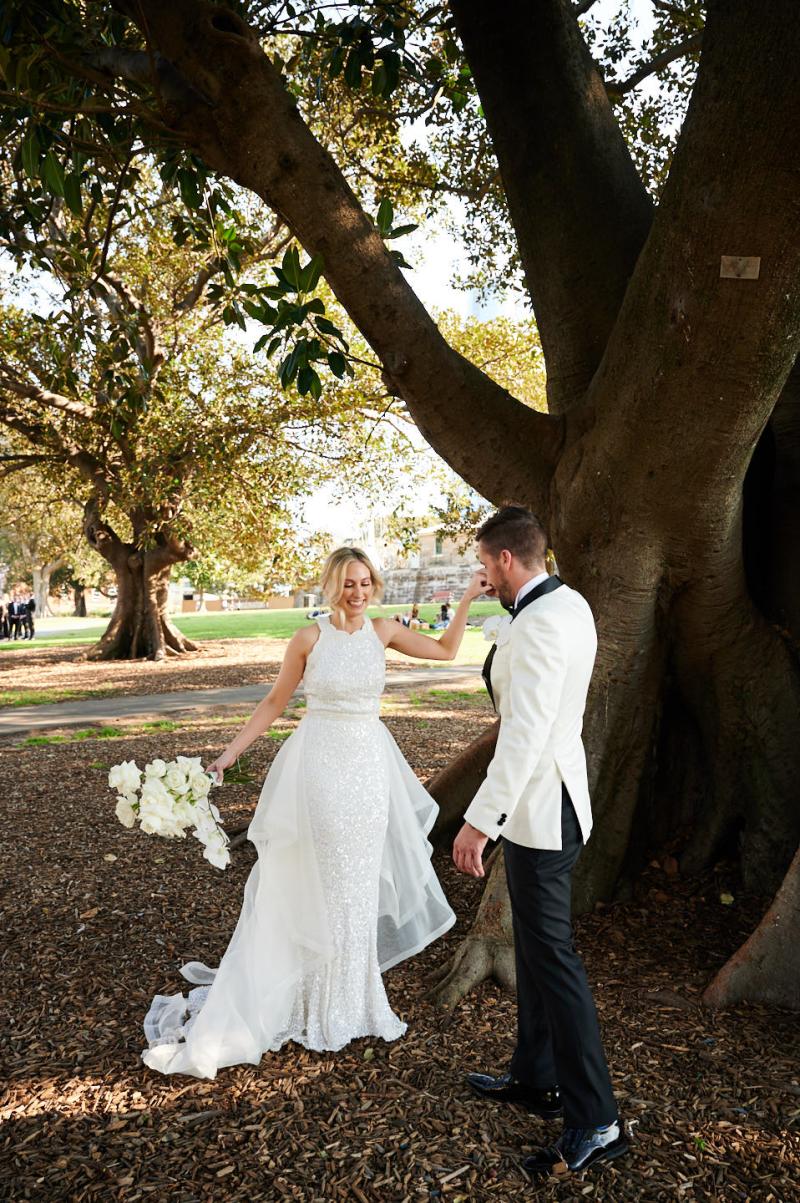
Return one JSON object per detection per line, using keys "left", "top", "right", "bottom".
{"left": 206, "top": 626, "right": 316, "bottom": 777}
{"left": 378, "top": 569, "right": 488, "bottom": 662}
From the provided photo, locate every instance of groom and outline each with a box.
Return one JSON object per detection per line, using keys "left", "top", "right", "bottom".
{"left": 453, "top": 505, "right": 627, "bottom": 1176}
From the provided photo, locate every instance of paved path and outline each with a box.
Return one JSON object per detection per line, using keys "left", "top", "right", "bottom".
{"left": 0, "top": 665, "right": 484, "bottom": 739}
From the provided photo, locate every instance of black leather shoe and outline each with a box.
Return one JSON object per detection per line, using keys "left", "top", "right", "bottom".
{"left": 523, "top": 1121, "right": 629, "bottom": 1176}
{"left": 466, "top": 1073, "right": 563, "bottom": 1118}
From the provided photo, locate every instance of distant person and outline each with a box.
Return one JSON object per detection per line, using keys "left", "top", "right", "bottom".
{"left": 22, "top": 593, "right": 35, "bottom": 640}
{"left": 408, "top": 604, "right": 422, "bottom": 630}
{"left": 7, "top": 593, "right": 25, "bottom": 640}
{"left": 0, "top": 598, "right": 8, "bottom": 641}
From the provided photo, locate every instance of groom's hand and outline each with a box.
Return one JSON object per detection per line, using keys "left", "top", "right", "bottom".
{"left": 453, "top": 822, "right": 489, "bottom": 878}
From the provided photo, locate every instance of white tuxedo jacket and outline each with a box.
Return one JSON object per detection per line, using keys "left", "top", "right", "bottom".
{"left": 464, "top": 582, "right": 597, "bottom": 850}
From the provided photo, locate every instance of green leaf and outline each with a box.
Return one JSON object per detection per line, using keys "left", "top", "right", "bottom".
{"left": 376, "top": 196, "right": 393, "bottom": 235}
{"left": 300, "top": 253, "right": 324, "bottom": 293}
{"left": 243, "top": 299, "right": 265, "bottom": 322}
{"left": 281, "top": 246, "right": 303, "bottom": 290}
{"left": 444, "top": 38, "right": 460, "bottom": 64}
{"left": 253, "top": 333, "right": 271, "bottom": 353}
{"left": 314, "top": 316, "right": 344, "bottom": 339}
{"left": 308, "top": 369, "right": 322, "bottom": 401}
{"left": 178, "top": 167, "right": 201, "bottom": 209}
{"left": 297, "top": 366, "right": 314, "bottom": 396}
{"left": 344, "top": 48, "right": 363, "bottom": 88}
{"left": 389, "top": 249, "right": 413, "bottom": 270}
{"left": 41, "top": 150, "right": 65, "bottom": 197}
{"left": 280, "top": 347, "right": 300, "bottom": 386}
{"left": 328, "top": 350, "right": 347, "bottom": 378}
{"left": 63, "top": 172, "right": 82, "bottom": 216}
{"left": 385, "top": 223, "right": 417, "bottom": 240}
{"left": 21, "top": 128, "right": 40, "bottom": 180}
{"left": 328, "top": 45, "right": 345, "bottom": 79}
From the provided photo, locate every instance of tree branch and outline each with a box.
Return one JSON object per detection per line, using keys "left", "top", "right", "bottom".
{"left": 0, "top": 374, "right": 99, "bottom": 421}
{"left": 0, "top": 453, "right": 60, "bottom": 478}
{"left": 606, "top": 32, "right": 703, "bottom": 97}
{"left": 112, "top": 0, "right": 562, "bottom": 510}
{"left": 92, "top": 274, "right": 165, "bottom": 373}
{"left": 449, "top": 0, "right": 654, "bottom": 414}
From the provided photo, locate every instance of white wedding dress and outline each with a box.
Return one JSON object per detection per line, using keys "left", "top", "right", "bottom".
{"left": 141, "top": 614, "right": 456, "bottom": 1079}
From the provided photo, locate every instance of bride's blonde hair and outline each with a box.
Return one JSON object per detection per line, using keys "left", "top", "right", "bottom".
{"left": 320, "top": 547, "right": 384, "bottom": 616}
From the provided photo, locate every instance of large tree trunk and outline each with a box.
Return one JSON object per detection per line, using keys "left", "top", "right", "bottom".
{"left": 83, "top": 502, "right": 198, "bottom": 661}
{"left": 73, "top": 584, "right": 87, "bottom": 617}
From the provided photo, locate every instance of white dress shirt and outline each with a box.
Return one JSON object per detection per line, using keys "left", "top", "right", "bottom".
{"left": 514, "top": 571, "right": 550, "bottom": 611}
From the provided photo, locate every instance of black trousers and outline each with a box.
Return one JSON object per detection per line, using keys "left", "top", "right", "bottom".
{"left": 503, "top": 785, "right": 617, "bottom": 1128}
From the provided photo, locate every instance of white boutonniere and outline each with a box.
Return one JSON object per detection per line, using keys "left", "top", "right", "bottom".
{"left": 482, "top": 614, "right": 511, "bottom": 643}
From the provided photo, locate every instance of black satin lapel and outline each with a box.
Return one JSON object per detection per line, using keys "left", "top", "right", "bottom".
{"left": 482, "top": 643, "right": 497, "bottom": 710}
{"left": 511, "top": 575, "right": 563, "bottom": 622}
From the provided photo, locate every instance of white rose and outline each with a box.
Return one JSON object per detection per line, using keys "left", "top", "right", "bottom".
{"left": 144, "top": 758, "right": 167, "bottom": 778}
{"left": 108, "top": 760, "right": 142, "bottom": 795}
{"left": 115, "top": 796, "right": 137, "bottom": 828}
{"left": 173, "top": 798, "right": 196, "bottom": 829}
{"left": 165, "top": 765, "right": 189, "bottom": 794}
{"left": 189, "top": 770, "right": 212, "bottom": 798}
{"left": 139, "top": 811, "right": 166, "bottom": 836}
{"left": 138, "top": 786, "right": 176, "bottom": 836}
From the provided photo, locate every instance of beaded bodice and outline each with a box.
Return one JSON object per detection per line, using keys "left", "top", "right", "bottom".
{"left": 303, "top": 615, "right": 385, "bottom": 718}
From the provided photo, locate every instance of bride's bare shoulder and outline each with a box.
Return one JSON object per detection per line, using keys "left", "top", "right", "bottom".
{"left": 289, "top": 621, "right": 322, "bottom": 654}
{"left": 370, "top": 615, "right": 394, "bottom": 646}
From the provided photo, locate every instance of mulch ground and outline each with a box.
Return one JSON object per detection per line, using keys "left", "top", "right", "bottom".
{"left": 1, "top": 689, "right": 798, "bottom": 1202}
{"left": 0, "top": 640, "right": 450, "bottom": 704}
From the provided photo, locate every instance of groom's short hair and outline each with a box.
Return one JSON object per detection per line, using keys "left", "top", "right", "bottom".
{"left": 476, "top": 505, "right": 548, "bottom": 568}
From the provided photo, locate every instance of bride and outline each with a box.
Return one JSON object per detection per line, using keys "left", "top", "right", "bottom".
{"left": 142, "top": 546, "right": 487, "bottom": 1078}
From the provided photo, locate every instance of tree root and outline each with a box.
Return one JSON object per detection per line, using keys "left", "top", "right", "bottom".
{"left": 426, "top": 851, "right": 515, "bottom": 1009}
{"left": 703, "top": 840, "right": 800, "bottom": 1010}
{"left": 426, "top": 935, "right": 516, "bottom": 1010}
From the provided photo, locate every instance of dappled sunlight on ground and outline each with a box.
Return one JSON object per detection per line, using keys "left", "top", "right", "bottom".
{"left": 2, "top": 676, "right": 798, "bottom": 1200}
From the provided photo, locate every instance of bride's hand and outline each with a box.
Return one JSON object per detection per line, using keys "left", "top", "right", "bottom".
{"left": 464, "top": 567, "right": 489, "bottom": 602}
{"left": 205, "top": 748, "right": 237, "bottom": 783}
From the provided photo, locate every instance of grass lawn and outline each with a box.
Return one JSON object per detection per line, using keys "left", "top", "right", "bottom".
{"left": 2, "top": 601, "right": 505, "bottom": 655}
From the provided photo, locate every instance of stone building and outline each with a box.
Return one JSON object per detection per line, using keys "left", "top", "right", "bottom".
{"left": 374, "top": 524, "right": 478, "bottom": 605}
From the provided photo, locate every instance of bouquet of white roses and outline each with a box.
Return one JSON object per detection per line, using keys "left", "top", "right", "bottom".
{"left": 109, "top": 755, "right": 230, "bottom": 870}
